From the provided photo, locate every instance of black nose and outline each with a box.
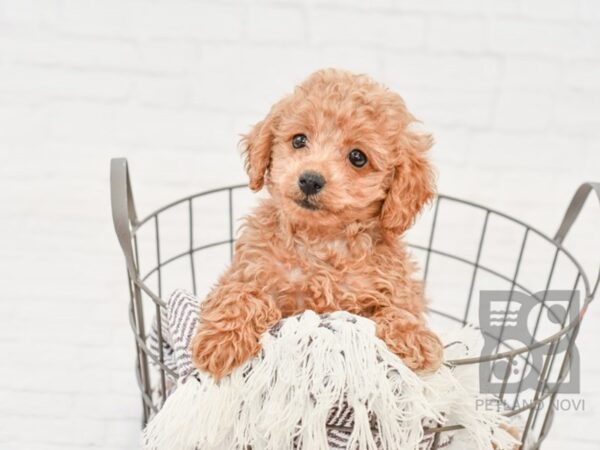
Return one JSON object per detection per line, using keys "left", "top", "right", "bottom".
{"left": 298, "top": 170, "right": 326, "bottom": 196}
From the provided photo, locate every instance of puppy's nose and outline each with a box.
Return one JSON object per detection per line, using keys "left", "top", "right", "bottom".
{"left": 298, "top": 170, "right": 326, "bottom": 196}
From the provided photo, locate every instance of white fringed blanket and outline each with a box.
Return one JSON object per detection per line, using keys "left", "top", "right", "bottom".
{"left": 143, "top": 290, "right": 520, "bottom": 450}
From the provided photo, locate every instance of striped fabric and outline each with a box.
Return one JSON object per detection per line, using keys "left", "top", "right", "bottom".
{"left": 148, "top": 289, "right": 456, "bottom": 449}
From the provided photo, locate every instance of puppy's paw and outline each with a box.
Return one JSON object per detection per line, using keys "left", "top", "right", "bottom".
{"left": 394, "top": 328, "right": 444, "bottom": 373}
{"left": 191, "top": 328, "right": 261, "bottom": 380}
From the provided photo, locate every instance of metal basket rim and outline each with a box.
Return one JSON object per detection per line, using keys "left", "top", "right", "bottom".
{"left": 130, "top": 183, "right": 594, "bottom": 367}
{"left": 111, "top": 157, "right": 598, "bottom": 443}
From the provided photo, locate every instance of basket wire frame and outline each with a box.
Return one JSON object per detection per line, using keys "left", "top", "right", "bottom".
{"left": 111, "top": 158, "right": 599, "bottom": 449}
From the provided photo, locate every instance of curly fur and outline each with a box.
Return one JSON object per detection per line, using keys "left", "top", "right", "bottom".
{"left": 192, "top": 69, "right": 443, "bottom": 379}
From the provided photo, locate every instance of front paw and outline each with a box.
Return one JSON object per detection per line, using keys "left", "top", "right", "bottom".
{"left": 393, "top": 328, "right": 444, "bottom": 373}
{"left": 191, "top": 328, "right": 262, "bottom": 380}
{"left": 375, "top": 309, "right": 445, "bottom": 373}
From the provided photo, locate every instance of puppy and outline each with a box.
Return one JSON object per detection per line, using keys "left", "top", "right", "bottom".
{"left": 192, "top": 69, "right": 443, "bottom": 379}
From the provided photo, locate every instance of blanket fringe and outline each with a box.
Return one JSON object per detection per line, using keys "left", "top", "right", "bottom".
{"left": 142, "top": 311, "right": 519, "bottom": 450}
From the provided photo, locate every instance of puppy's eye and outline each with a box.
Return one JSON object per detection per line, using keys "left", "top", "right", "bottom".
{"left": 348, "top": 149, "right": 368, "bottom": 168}
{"left": 292, "top": 134, "right": 307, "bottom": 149}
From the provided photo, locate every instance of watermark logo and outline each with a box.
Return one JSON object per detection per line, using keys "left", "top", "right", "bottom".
{"left": 479, "top": 290, "right": 580, "bottom": 395}
{"left": 476, "top": 397, "right": 585, "bottom": 413}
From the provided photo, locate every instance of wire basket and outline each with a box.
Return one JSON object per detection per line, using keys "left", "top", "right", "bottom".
{"left": 111, "top": 158, "right": 598, "bottom": 449}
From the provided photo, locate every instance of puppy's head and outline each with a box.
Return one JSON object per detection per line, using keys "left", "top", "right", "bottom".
{"left": 242, "top": 69, "right": 435, "bottom": 236}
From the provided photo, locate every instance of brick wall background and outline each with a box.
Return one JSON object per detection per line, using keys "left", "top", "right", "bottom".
{"left": 1, "top": 1, "right": 599, "bottom": 448}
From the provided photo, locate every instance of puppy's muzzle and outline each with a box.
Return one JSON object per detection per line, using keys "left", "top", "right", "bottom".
{"left": 298, "top": 171, "right": 326, "bottom": 196}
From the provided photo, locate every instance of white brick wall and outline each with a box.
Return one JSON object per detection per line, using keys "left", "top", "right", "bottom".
{"left": 0, "top": 1, "right": 598, "bottom": 448}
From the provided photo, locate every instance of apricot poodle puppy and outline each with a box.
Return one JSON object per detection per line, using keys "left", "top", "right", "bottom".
{"left": 192, "top": 69, "right": 443, "bottom": 379}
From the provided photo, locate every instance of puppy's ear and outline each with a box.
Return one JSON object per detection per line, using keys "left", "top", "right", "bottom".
{"left": 241, "top": 104, "right": 280, "bottom": 191}
{"left": 380, "top": 130, "right": 435, "bottom": 236}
